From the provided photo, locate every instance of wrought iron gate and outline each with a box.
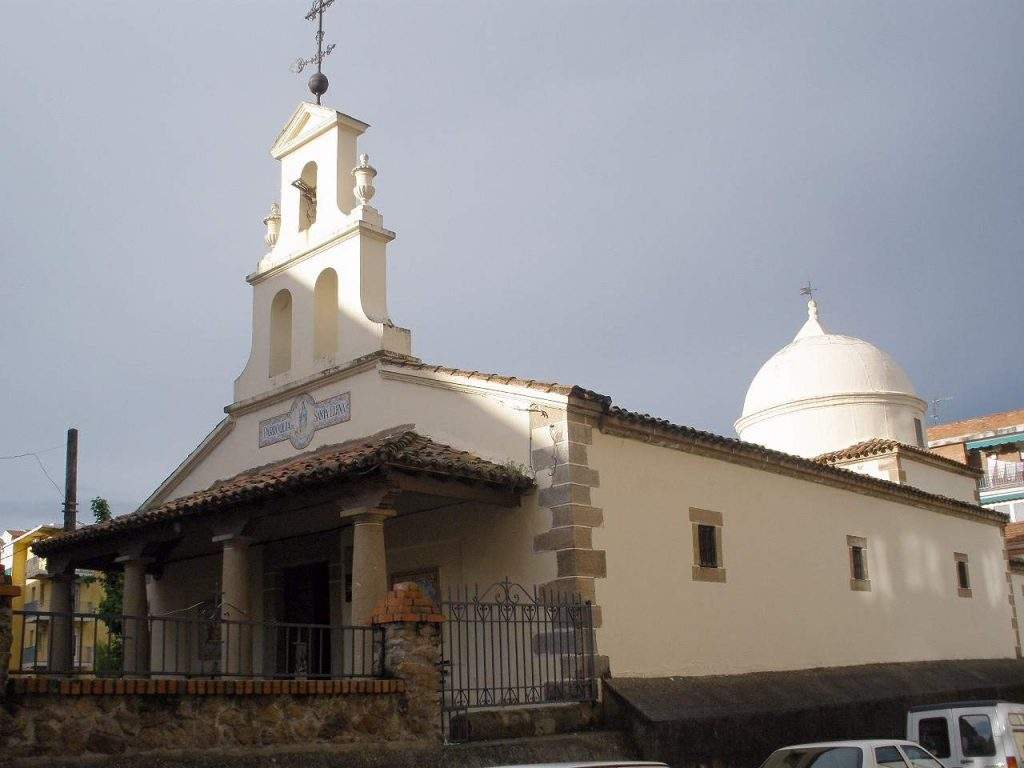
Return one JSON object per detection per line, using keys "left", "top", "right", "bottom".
{"left": 439, "top": 580, "right": 597, "bottom": 743}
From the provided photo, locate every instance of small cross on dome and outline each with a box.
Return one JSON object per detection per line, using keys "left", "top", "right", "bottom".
{"left": 799, "top": 281, "right": 821, "bottom": 323}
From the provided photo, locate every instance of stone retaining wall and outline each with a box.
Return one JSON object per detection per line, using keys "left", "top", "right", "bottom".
{"left": 0, "top": 582, "right": 443, "bottom": 764}
{"left": 2, "top": 688, "right": 413, "bottom": 759}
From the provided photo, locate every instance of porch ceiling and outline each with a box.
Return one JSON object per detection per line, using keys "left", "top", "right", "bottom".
{"left": 32, "top": 429, "right": 534, "bottom": 568}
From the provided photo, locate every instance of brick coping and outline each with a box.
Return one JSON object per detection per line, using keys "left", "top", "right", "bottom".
{"left": 8, "top": 676, "right": 404, "bottom": 696}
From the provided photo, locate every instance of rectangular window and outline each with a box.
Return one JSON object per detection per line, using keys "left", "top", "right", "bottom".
{"left": 917, "top": 717, "right": 951, "bottom": 758}
{"left": 851, "top": 547, "right": 867, "bottom": 581}
{"left": 689, "top": 508, "right": 725, "bottom": 583}
{"left": 902, "top": 744, "right": 945, "bottom": 768}
{"left": 848, "top": 535, "right": 870, "bottom": 591}
{"left": 955, "top": 553, "right": 972, "bottom": 597}
{"left": 914, "top": 418, "right": 925, "bottom": 448}
{"left": 697, "top": 525, "right": 718, "bottom": 568}
{"left": 874, "top": 746, "right": 908, "bottom": 768}
{"left": 959, "top": 714, "right": 996, "bottom": 757}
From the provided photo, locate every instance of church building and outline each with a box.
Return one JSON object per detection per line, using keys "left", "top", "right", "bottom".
{"left": 34, "top": 94, "right": 1018, "bottom": 693}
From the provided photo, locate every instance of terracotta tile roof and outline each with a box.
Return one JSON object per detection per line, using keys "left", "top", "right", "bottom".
{"left": 1006, "top": 522, "right": 1024, "bottom": 551}
{"left": 33, "top": 430, "right": 534, "bottom": 556}
{"left": 928, "top": 408, "right": 1024, "bottom": 443}
{"left": 392, "top": 358, "right": 1003, "bottom": 524}
{"left": 603, "top": 407, "right": 1003, "bottom": 524}
{"left": 814, "top": 439, "right": 981, "bottom": 475}
{"left": 389, "top": 359, "right": 611, "bottom": 405}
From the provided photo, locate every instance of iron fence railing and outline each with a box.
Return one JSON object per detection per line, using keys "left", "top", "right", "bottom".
{"left": 440, "top": 580, "right": 597, "bottom": 743}
{"left": 12, "top": 609, "right": 384, "bottom": 679}
{"left": 981, "top": 463, "right": 1024, "bottom": 491}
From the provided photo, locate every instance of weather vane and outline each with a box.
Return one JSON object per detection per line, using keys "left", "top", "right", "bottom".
{"left": 291, "top": 0, "right": 337, "bottom": 105}
{"left": 799, "top": 280, "right": 817, "bottom": 300}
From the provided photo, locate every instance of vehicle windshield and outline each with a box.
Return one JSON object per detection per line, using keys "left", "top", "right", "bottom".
{"left": 762, "top": 747, "right": 863, "bottom": 768}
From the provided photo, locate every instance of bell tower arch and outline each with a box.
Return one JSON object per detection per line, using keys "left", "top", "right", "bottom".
{"left": 233, "top": 102, "right": 413, "bottom": 406}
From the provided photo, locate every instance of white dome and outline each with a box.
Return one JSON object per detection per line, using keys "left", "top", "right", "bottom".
{"left": 735, "top": 299, "right": 926, "bottom": 458}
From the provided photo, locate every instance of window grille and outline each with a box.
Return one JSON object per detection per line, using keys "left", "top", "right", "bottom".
{"left": 697, "top": 524, "right": 718, "bottom": 568}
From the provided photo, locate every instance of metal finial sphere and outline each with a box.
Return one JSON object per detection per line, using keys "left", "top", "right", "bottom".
{"left": 308, "top": 72, "right": 329, "bottom": 99}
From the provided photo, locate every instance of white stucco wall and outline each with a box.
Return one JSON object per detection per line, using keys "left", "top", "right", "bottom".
{"left": 829, "top": 454, "right": 978, "bottom": 503}
{"left": 385, "top": 497, "right": 556, "bottom": 599}
{"left": 589, "top": 429, "right": 1016, "bottom": 677}
{"left": 164, "top": 366, "right": 552, "bottom": 504}
{"left": 901, "top": 456, "right": 979, "bottom": 503}
{"left": 738, "top": 397, "right": 926, "bottom": 459}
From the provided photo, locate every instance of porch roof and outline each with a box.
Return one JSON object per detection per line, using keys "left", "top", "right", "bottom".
{"left": 33, "top": 430, "right": 534, "bottom": 556}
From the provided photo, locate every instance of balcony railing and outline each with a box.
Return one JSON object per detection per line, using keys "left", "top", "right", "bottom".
{"left": 981, "top": 463, "right": 1024, "bottom": 491}
{"left": 24, "top": 556, "right": 46, "bottom": 579}
{"left": 11, "top": 609, "right": 385, "bottom": 680}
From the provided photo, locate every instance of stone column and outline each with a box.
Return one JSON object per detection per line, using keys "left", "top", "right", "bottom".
{"left": 46, "top": 566, "right": 74, "bottom": 675}
{"left": 117, "top": 555, "right": 151, "bottom": 676}
{"left": 350, "top": 510, "right": 393, "bottom": 626}
{"left": 214, "top": 534, "right": 252, "bottom": 675}
{"left": 372, "top": 582, "right": 444, "bottom": 740}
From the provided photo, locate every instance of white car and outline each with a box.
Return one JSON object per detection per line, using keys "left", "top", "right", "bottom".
{"left": 760, "top": 740, "right": 945, "bottom": 768}
{"left": 908, "top": 701, "right": 1024, "bottom": 768}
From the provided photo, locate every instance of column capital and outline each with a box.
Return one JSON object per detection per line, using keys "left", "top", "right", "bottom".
{"left": 212, "top": 532, "right": 253, "bottom": 547}
{"left": 44, "top": 554, "right": 74, "bottom": 578}
{"left": 344, "top": 506, "right": 397, "bottom": 524}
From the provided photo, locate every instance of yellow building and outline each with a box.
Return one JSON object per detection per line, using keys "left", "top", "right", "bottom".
{"left": 2, "top": 525, "right": 108, "bottom": 673}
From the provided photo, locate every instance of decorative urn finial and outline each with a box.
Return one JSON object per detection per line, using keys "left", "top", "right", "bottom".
{"left": 352, "top": 154, "right": 377, "bottom": 206}
{"left": 263, "top": 202, "right": 281, "bottom": 248}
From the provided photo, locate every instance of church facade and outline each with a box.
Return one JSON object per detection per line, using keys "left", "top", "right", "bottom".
{"left": 34, "top": 101, "right": 1019, "bottom": 684}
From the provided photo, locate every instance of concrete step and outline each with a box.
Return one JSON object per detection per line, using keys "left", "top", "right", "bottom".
{"left": 455, "top": 701, "right": 603, "bottom": 742}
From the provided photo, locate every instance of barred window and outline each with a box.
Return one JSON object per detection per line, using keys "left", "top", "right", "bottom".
{"left": 848, "top": 535, "right": 870, "bottom": 591}
{"left": 851, "top": 546, "right": 867, "bottom": 581}
{"left": 697, "top": 524, "right": 718, "bottom": 568}
{"left": 689, "top": 508, "right": 725, "bottom": 583}
{"left": 955, "top": 553, "right": 972, "bottom": 597}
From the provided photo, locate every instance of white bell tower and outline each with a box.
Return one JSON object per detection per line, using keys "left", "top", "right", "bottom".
{"left": 233, "top": 102, "right": 412, "bottom": 405}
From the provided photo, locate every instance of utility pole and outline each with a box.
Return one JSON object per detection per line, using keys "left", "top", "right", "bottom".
{"left": 63, "top": 428, "right": 78, "bottom": 531}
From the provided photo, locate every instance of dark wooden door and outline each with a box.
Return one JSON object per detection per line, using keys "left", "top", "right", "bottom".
{"left": 277, "top": 561, "right": 330, "bottom": 676}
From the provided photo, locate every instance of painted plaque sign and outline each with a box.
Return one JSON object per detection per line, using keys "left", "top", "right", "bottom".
{"left": 259, "top": 392, "right": 351, "bottom": 449}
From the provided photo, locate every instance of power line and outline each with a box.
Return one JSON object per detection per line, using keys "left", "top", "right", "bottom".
{"left": 0, "top": 444, "right": 62, "bottom": 460}
{"left": 31, "top": 454, "right": 62, "bottom": 497}
{"left": 0, "top": 444, "right": 64, "bottom": 498}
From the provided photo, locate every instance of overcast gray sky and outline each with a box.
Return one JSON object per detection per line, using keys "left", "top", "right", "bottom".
{"left": 2, "top": 1, "right": 1022, "bottom": 531}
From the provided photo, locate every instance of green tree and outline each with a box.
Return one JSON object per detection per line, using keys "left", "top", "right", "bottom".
{"left": 91, "top": 497, "right": 123, "bottom": 674}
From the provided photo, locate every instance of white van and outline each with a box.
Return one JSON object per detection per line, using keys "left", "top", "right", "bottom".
{"left": 907, "top": 701, "right": 1024, "bottom": 768}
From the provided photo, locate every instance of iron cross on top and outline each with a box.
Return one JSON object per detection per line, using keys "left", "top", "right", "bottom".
{"left": 292, "top": 0, "right": 337, "bottom": 104}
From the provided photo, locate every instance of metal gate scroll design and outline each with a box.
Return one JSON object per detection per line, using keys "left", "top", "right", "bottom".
{"left": 439, "top": 579, "right": 597, "bottom": 743}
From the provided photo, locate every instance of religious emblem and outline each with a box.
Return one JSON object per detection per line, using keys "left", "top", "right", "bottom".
{"left": 291, "top": 0, "right": 336, "bottom": 104}
{"left": 258, "top": 391, "right": 351, "bottom": 449}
